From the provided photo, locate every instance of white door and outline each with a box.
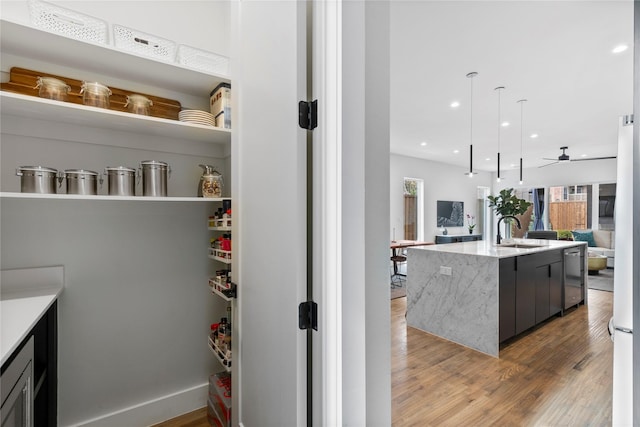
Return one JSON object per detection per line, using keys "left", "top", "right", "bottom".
{"left": 233, "top": 2, "right": 392, "bottom": 426}
{"left": 231, "top": 2, "right": 308, "bottom": 426}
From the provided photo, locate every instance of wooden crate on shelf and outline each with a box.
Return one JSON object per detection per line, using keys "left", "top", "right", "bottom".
{"left": 0, "top": 67, "right": 182, "bottom": 120}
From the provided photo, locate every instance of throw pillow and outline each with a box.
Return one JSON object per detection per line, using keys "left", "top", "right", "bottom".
{"left": 572, "top": 230, "right": 596, "bottom": 247}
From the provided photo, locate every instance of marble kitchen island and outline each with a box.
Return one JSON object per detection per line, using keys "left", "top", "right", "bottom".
{"left": 406, "top": 239, "right": 587, "bottom": 357}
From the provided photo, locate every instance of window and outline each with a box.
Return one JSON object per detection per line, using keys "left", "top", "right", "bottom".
{"left": 548, "top": 185, "right": 591, "bottom": 230}
{"left": 403, "top": 178, "right": 423, "bottom": 240}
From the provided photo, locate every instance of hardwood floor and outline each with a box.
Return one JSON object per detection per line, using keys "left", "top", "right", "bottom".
{"left": 392, "top": 289, "right": 613, "bottom": 426}
{"left": 156, "top": 289, "right": 613, "bottom": 426}
{"left": 151, "top": 407, "right": 209, "bottom": 427}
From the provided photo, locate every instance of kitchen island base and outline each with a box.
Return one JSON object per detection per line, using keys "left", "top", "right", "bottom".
{"left": 406, "top": 239, "right": 587, "bottom": 357}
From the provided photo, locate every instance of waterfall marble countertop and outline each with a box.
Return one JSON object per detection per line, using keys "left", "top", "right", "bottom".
{"left": 1, "top": 266, "right": 64, "bottom": 366}
{"left": 412, "top": 238, "right": 586, "bottom": 258}
{"left": 405, "top": 239, "right": 585, "bottom": 357}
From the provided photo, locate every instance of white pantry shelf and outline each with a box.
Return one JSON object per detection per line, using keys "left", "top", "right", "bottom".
{"left": 208, "top": 336, "right": 232, "bottom": 372}
{"left": 209, "top": 279, "right": 234, "bottom": 302}
{"left": 0, "top": 192, "right": 228, "bottom": 202}
{"left": 0, "top": 92, "right": 231, "bottom": 146}
{"left": 208, "top": 248, "right": 232, "bottom": 264}
{"left": 208, "top": 226, "right": 232, "bottom": 232}
{"left": 0, "top": 19, "right": 230, "bottom": 96}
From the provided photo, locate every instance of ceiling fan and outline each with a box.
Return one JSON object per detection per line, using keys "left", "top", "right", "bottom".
{"left": 538, "top": 146, "right": 616, "bottom": 168}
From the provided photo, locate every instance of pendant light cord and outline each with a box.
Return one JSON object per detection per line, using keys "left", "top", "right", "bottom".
{"left": 517, "top": 99, "right": 527, "bottom": 184}
{"left": 495, "top": 86, "right": 505, "bottom": 181}
{"left": 466, "top": 72, "right": 478, "bottom": 176}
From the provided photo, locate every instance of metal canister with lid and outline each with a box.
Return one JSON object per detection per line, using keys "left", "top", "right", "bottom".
{"left": 104, "top": 166, "right": 136, "bottom": 196}
{"left": 140, "top": 160, "right": 170, "bottom": 197}
{"left": 15, "top": 166, "right": 59, "bottom": 194}
{"left": 63, "top": 169, "right": 101, "bottom": 195}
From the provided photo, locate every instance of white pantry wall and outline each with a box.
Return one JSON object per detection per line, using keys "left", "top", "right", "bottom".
{"left": 390, "top": 153, "right": 493, "bottom": 241}
{"left": 0, "top": 1, "right": 232, "bottom": 425}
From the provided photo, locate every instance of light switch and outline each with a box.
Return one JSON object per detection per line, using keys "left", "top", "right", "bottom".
{"left": 440, "top": 266, "right": 452, "bottom": 276}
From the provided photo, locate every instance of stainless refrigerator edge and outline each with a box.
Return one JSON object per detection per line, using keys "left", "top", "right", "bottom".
{"left": 610, "top": 115, "right": 634, "bottom": 425}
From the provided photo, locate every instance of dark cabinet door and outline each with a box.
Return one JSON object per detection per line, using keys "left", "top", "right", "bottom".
{"left": 549, "top": 261, "right": 563, "bottom": 316}
{"left": 515, "top": 255, "right": 536, "bottom": 335}
{"left": 499, "top": 257, "right": 516, "bottom": 342}
{"left": 535, "top": 264, "right": 550, "bottom": 323}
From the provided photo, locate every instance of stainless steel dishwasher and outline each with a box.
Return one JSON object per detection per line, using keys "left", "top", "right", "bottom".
{"left": 564, "top": 247, "right": 584, "bottom": 310}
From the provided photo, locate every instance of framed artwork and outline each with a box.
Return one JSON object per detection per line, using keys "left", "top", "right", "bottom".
{"left": 437, "top": 200, "right": 464, "bottom": 227}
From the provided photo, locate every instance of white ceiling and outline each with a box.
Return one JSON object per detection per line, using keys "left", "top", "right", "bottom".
{"left": 390, "top": 1, "right": 634, "bottom": 173}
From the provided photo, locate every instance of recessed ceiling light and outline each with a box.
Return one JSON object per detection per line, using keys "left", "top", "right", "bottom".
{"left": 612, "top": 44, "right": 628, "bottom": 54}
{"left": 420, "top": 142, "right": 427, "bottom": 146}
{"left": 530, "top": 133, "right": 539, "bottom": 139}
{"left": 450, "top": 101, "right": 460, "bottom": 108}
{"left": 510, "top": 163, "right": 516, "bottom": 167}
{"left": 581, "top": 154, "right": 587, "bottom": 157}
{"left": 453, "top": 149, "right": 459, "bottom": 154}
{"left": 485, "top": 157, "right": 491, "bottom": 161}
{"left": 501, "top": 121, "right": 510, "bottom": 127}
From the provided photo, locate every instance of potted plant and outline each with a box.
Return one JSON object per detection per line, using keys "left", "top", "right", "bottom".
{"left": 487, "top": 188, "right": 532, "bottom": 241}
{"left": 487, "top": 188, "right": 532, "bottom": 217}
{"left": 466, "top": 214, "right": 476, "bottom": 234}
{"left": 557, "top": 230, "right": 574, "bottom": 241}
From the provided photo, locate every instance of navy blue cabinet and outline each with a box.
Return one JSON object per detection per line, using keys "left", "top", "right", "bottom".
{"left": 435, "top": 234, "right": 482, "bottom": 244}
{"left": 499, "top": 249, "right": 564, "bottom": 342}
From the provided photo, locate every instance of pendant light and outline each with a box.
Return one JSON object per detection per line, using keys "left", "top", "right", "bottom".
{"left": 517, "top": 99, "right": 527, "bottom": 185}
{"left": 494, "top": 86, "right": 505, "bottom": 182}
{"left": 465, "top": 72, "right": 478, "bottom": 177}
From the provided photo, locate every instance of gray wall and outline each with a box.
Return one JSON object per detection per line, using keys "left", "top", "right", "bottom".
{"left": 342, "top": 2, "right": 392, "bottom": 425}
{"left": 391, "top": 153, "right": 618, "bottom": 242}
{"left": 1, "top": 198, "right": 226, "bottom": 425}
{"left": 390, "top": 153, "right": 493, "bottom": 241}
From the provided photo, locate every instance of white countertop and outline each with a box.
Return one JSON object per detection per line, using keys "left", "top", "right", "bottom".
{"left": 1, "top": 266, "right": 64, "bottom": 366}
{"left": 413, "top": 238, "right": 586, "bottom": 258}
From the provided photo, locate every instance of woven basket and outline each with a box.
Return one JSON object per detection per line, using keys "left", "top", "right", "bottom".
{"left": 176, "top": 45, "right": 229, "bottom": 76}
{"left": 28, "top": 0, "right": 108, "bottom": 44}
{"left": 113, "top": 24, "right": 176, "bottom": 62}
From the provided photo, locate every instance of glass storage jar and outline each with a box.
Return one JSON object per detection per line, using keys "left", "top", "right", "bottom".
{"left": 80, "top": 81, "right": 112, "bottom": 108}
{"left": 124, "top": 94, "right": 153, "bottom": 116}
{"left": 35, "top": 76, "right": 71, "bottom": 101}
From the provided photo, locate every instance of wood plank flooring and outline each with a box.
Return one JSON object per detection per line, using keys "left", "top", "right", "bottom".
{"left": 392, "top": 289, "right": 613, "bottom": 426}
{"left": 151, "top": 407, "right": 208, "bottom": 427}
{"left": 155, "top": 289, "right": 613, "bottom": 426}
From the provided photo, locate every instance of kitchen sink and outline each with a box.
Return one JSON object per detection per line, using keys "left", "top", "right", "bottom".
{"left": 497, "top": 243, "right": 545, "bottom": 248}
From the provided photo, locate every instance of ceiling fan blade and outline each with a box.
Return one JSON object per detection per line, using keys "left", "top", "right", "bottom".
{"left": 571, "top": 156, "right": 617, "bottom": 162}
{"left": 542, "top": 157, "right": 558, "bottom": 161}
{"left": 538, "top": 161, "right": 559, "bottom": 168}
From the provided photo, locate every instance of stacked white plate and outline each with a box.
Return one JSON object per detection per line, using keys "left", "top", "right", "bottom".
{"left": 179, "top": 110, "right": 215, "bottom": 126}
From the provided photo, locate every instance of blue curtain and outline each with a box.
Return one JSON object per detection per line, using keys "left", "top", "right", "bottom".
{"left": 534, "top": 188, "right": 545, "bottom": 230}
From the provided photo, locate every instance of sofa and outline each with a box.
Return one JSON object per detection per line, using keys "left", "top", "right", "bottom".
{"left": 572, "top": 229, "right": 615, "bottom": 268}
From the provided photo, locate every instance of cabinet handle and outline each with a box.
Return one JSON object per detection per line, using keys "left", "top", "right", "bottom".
{"left": 23, "top": 376, "right": 32, "bottom": 426}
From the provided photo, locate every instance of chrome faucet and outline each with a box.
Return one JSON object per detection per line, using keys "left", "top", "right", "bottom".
{"left": 497, "top": 215, "right": 522, "bottom": 245}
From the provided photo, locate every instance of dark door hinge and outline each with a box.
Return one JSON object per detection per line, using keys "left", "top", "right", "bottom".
{"left": 298, "top": 100, "right": 318, "bottom": 130}
{"left": 298, "top": 301, "right": 318, "bottom": 331}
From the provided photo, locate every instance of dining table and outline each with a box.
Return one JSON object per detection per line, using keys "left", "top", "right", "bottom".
{"left": 390, "top": 240, "right": 434, "bottom": 276}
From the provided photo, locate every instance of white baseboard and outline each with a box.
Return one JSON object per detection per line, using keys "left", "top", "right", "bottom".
{"left": 71, "top": 383, "right": 208, "bottom": 427}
